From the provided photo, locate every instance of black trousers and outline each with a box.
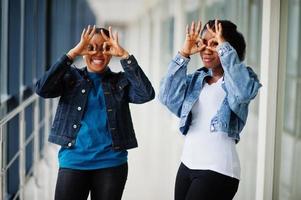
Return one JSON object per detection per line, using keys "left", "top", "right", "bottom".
{"left": 54, "top": 163, "right": 128, "bottom": 200}
{"left": 175, "top": 163, "right": 239, "bottom": 200}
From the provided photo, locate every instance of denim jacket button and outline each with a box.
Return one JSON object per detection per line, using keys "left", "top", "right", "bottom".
{"left": 127, "top": 60, "right": 132, "bottom": 64}
{"left": 77, "top": 107, "right": 82, "bottom": 111}
{"left": 81, "top": 89, "right": 86, "bottom": 94}
{"left": 73, "top": 124, "right": 77, "bottom": 129}
{"left": 67, "top": 142, "right": 72, "bottom": 147}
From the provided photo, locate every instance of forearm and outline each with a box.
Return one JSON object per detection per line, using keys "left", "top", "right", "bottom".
{"left": 158, "top": 53, "right": 191, "bottom": 116}
{"left": 120, "top": 55, "right": 155, "bottom": 103}
{"left": 218, "top": 42, "right": 262, "bottom": 102}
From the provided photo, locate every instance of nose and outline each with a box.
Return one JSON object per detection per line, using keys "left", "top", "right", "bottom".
{"left": 202, "top": 46, "right": 213, "bottom": 54}
{"left": 93, "top": 47, "right": 107, "bottom": 56}
{"left": 95, "top": 50, "right": 104, "bottom": 56}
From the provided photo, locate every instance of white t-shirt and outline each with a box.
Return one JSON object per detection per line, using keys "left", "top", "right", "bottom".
{"left": 181, "top": 77, "right": 240, "bottom": 180}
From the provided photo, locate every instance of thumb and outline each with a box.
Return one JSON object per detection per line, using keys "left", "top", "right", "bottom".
{"left": 208, "top": 38, "right": 218, "bottom": 47}
{"left": 197, "top": 44, "right": 206, "bottom": 51}
{"left": 87, "top": 51, "right": 97, "bottom": 55}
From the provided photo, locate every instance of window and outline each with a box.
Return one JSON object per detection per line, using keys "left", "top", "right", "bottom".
{"left": 1, "top": 0, "right": 8, "bottom": 118}
{"left": 7, "top": 0, "right": 20, "bottom": 99}
{"left": 24, "top": 0, "right": 35, "bottom": 92}
{"left": 6, "top": 0, "right": 21, "bottom": 198}
{"left": 276, "top": 0, "right": 301, "bottom": 199}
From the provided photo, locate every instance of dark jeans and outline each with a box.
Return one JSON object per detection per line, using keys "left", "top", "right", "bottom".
{"left": 175, "top": 163, "right": 239, "bottom": 200}
{"left": 55, "top": 163, "right": 128, "bottom": 200}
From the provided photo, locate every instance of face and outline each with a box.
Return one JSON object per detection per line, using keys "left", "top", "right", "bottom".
{"left": 200, "top": 30, "right": 221, "bottom": 69}
{"left": 84, "top": 34, "right": 112, "bottom": 73}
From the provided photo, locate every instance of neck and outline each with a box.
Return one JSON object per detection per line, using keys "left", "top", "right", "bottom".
{"left": 211, "top": 65, "right": 223, "bottom": 79}
{"left": 87, "top": 66, "right": 108, "bottom": 74}
{"left": 206, "top": 65, "right": 224, "bottom": 84}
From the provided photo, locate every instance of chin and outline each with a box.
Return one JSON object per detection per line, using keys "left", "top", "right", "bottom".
{"left": 88, "top": 65, "right": 106, "bottom": 73}
{"left": 95, "top": 67, "right": 107, "bottom": 73}
{"left": 203, "top": 64, "right": 214, "bottom": 69}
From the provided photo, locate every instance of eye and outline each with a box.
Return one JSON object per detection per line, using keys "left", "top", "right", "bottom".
{"left": 210, "top": 41, "right": 218, "bottom": 47}
{"left": 105, "top": 45, "right": 110, "bottom": 51}
{"left": 87, "top": 44, "right": 94, "bottom": 51}
{"left": 100, "top": 45, "right": 110, "bottom": 52}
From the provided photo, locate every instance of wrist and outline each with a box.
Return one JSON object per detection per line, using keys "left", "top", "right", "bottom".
{"left": 121, "top": 52, "right": 130, "bottom": 60}
{"left": 179, "top": 49, "right": 190, "bottom": 58}
{"left": 67, "top": 49, "right": 78, "bottom": 60}
{"left": 218, "top": 38, "right": 226, "bottom": 45}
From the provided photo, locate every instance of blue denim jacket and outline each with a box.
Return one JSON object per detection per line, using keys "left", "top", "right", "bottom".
{"left": 36, "top": 55, "right": 155, "bottom": 150}
{"left": 159, "top": 42, "right": 262, "bottom": 142}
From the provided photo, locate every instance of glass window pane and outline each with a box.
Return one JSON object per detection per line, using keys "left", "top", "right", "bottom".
{"left": 8, "top": 0, "right": 20, "bottom": 98}
{"left": 277, "top": 0, "right": 301, "bottom": 199}
{"left": 24, "top": 0, "right": 35, "bottom": 88}
{"left": 0, "top": 0, "right": 8, "bottom": 112}
{"left": 6, "top": 0, "right": 21, "bottom": 198}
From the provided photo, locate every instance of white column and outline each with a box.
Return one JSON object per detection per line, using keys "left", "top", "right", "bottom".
{"left": 256, "top": 0, "right": 281, "bottom": 199}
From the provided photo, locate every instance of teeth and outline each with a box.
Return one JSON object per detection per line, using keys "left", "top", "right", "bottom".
{"left": 92, "top": 59, "right": 103, "bottom": 64}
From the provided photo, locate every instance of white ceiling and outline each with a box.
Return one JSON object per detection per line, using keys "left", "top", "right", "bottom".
{"left": 87, "top": 0, "right": 154, "bottom": 24}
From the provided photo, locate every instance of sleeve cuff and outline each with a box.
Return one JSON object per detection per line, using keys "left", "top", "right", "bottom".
{"left": 60, "top": 54, "right": 73, "bottom": 66}
{"left": 166, "top": 53, "right": 190, "bottom": 75}
{"left": 173, "top": 53, "right": 190, "bottom": 66}
{"left": 120, "top": 55, "right": 138, "bottom": 68}
{"left": 216, "top": 42, "right": 234, "bottom": 57}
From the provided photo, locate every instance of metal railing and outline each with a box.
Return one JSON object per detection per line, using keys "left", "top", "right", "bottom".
{"left": 0, "top": 94, "right": 52, "bottom": 200}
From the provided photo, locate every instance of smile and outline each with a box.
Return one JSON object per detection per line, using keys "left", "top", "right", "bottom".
{"left": 92, "top": 59, "right": 104, "bottom": 65}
